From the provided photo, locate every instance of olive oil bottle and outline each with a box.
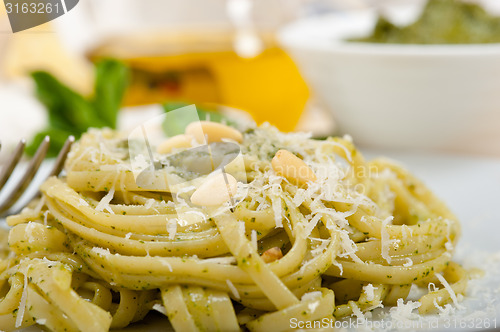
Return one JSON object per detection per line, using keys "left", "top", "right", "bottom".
{"left": 89, "top": 31, "right": 309, "bottom": 132}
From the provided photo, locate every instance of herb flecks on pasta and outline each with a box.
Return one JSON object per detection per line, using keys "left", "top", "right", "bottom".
{"left": 0, "top": 124, "right": 466, "bottom": 331}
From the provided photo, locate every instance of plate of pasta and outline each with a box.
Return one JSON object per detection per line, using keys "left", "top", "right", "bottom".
{"left": 1, "top": 118, "right": 499, "bottom": 332}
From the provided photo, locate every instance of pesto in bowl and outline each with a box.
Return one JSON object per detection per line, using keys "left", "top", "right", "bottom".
{"left": 353, "top": 0, "right": 500, "bottom": 44}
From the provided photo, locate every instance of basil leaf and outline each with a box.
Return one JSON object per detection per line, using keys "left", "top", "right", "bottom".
{"left": 27, "top": 60, "right": 130, "bottom": 157}
{"left": 93, "top": 59, "right": 129, "bottom": 128}
{"left": 31, "top": 71, "right": 106, "bottom": 133}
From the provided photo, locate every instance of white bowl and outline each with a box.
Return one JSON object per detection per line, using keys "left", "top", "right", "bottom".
{"left": 278, "top": 10, "right": 500, "bottom": 155}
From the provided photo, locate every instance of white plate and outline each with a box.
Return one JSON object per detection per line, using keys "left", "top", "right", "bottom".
{"left": 3, "top": 151, "right": 500, "bottom": 331}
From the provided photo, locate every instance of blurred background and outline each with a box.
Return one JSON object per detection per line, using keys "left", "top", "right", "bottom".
{"left": 1, "top": 2, "right": 500, "bottom": 325}
{"left": 0, "top": 0, "right": 499, "bottom": 159}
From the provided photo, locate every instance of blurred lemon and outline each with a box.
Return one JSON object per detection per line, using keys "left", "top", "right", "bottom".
{"left": 89, "top": 31, "right": 309, "bottom": 132}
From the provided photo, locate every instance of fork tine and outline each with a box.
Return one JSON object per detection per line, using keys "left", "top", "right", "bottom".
{"left": 10, "top": 136, "right": 76, "bottom": 211}
{"left": 48, "top": 135, "right": 75, "bottom": 177}
{"left": 0, "top": 136, "right": 50, "bottom": 215}
{"left": 0, "top": 139, "right": 26, "bottom": 190}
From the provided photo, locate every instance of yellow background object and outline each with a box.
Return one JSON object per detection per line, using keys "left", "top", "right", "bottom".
{"left": 91, "top": 32, "right": 309, "bottom": 132}
{"left": 0, "top": 5, "right": 93, "bottom": 94}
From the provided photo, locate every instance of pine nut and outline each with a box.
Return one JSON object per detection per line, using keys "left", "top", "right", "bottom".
{"left": 271, "top": 149, "right": 317, "bottom": 185}
{"left": 157, "top": 134, "right": 194, "bottom": 154}
{"left": 190, "top": 172, "right": 238, "bottom": 206}
{"left": 261, "top": 247, "right": 283, "bottom": 263}
{"left": 185, "top": 121, "right": 243, "bottom": 144}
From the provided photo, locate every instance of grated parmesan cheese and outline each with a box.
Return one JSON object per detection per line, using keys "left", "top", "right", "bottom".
{"left": 152, "top": 303, "right": 167, "bottom": 315}
{"left": 292, "top": 188, "right": 306, "bottom": 207}
{"left": 95, "top": 187, "right": 115, "bottom": 214}
{"left": 251, "top": 230, "right": 257, "bottom": 252}
{"left": 25, "top": 222, "right": 37, "bottom": 244}
{"left": 403, "top": 257, "right": 413, "bottom": 267}
{"left": 91, "top": 247, "right": 111, "bottom": 256}
{"left": 350, "top": 301, "right": 365, "bottom": 319}
{"left": 160, "top": 260, "right": 173, "bottom": 272}
{"left": 310, "top": 238, "right": 330, "bottom": 256}
{"left": 330, "top": 139, "right": 353, "bottom": 162}
{"left": 203, "top": 257, "right": 236, "bottom": 265}
{"left": 271, "top": 196, "right": 283, "bottom": 228}
{"left": 78, "top": 198, "right": 89, "bottom": 207}
{"left": 15, "top": 273, "right": 29, "bottom": 328}
{"left": 363, "top": 284, "right": 376, "bottom": 302}
{"left": 238, "top": 221, "right": 245, "bottom": 236}
{"left": 389, "top": 298, "right": 421, "bottom": 321}
{"left": 308, "top": 301, "right": 319, "bottom": 313}
{"left": 435, "top": 273, "right": 465, "bottom": 310}
{"left": 401, "top": 224, "right": 412, "bottom": 242}
{"left": 337, "top": 230, "right": 363, "bottom": 264}
{"left": 301, "top": 291, "right": 322, "bottom": 302}
{"left": 226, "top": 279, "right": 240, "bottom": 299}
{"left": 35, "top": 318, "right": 47, "bottom": 325}
{"left": 304, "top": 214, "right": 322, "bottom": 238}
{"left": 167, "top": 219, "right": 177, "bottom": 240}
{"left": 381, "top": 216, "right": 394, "bottom": 264}
{"left": 144, "top": 199, "right": 155, "bottom": 210}
{"left": 444, "top": 219, "right": 454, "bottom": 251}
{"left": 332, "top": 260, "right": 344, "bottom": 276}
{"left": 43, "top": 211, "right": 49, "bottom": 226}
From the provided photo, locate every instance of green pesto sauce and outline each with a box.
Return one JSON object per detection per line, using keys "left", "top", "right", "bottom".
{"left": 352, "top": 0, "right": 500, "bottom": 44}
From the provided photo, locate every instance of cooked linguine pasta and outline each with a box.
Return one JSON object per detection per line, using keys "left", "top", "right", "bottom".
{"left": 0, "top": 123, "right": 467, "bottom": 331}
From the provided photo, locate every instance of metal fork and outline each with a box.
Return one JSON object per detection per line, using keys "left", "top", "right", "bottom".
{"left": 0, "top": 136, "right": 74, "bottom": 218}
